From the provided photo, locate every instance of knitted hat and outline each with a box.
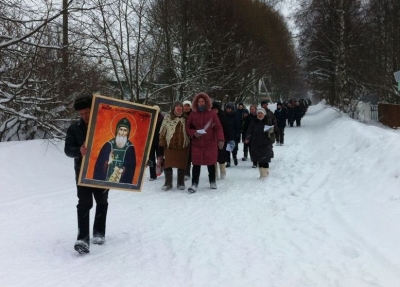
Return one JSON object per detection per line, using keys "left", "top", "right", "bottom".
{"left": 260, "top": 100, "right": 269, "bottom": 106}
{"left": 256, "top": 107, "right": 266, "bottom": 115}
{"left": 243, "top": 109, "right": 249, "bottom": 115}
{"left": 225, "top": 102, "right": 235, "bottom": 110}
{"left": 182, "top": 100, "right": 192, "bottom": 107}
{"left": 73, "top": 95, "right": 92, "bottom": 111}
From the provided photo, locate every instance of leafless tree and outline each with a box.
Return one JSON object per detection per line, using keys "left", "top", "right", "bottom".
{"left": 362, "top": 0, "right": 400, "bottom": 103}
{"left": 0, "top": 0, "right": 110, "bottom": 141}
{"left": 295, "top": 0, "right": 364, "bottom": 108}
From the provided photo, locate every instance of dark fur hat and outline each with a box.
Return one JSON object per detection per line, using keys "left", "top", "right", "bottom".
{"left": 73, "top": 95, "right": 93, "bottom": 111}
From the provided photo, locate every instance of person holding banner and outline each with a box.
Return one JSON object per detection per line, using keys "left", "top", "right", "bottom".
{"left": 185, "top": 92, "right": 225, "bottom": 193}
{"left": 64, "top": 95, "right": 109, "bottom": 254}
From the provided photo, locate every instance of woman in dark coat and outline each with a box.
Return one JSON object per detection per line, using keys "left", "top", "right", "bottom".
{"left": 244, "top": 107, "right": 272, "bottom": 179}
{"left": 185, "top": 92, "right": 225, "bottom": 193}
{"left": 287, "top": 102, "right": 295, "bottom": 127}
{"left": 247, "top": 104, "right": 258, "bottom": 167}
{"left": 294, "top": 101, "right": 303, "bottom": 127}
{"left": 274, "top": 102, "right": 287, "bottom": 145}
{"left": 241, "top": 108, "right": 251, "bottom": 161}
{"left": 224, "top": 102, "right": 241, "bottom": 167}
{"left": 211, "top": 101, "right": 228, "bottom": 179}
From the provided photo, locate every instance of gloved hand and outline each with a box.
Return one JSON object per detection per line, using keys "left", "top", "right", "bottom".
{"left": 228, "top": 140, "right": 235, "bottom": 149}
{"left": 218, "top": 141, "right": 224, "bottom": 150}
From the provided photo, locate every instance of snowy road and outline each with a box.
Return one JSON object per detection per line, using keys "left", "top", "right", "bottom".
{"left": 1, "top": 102, "right": 400, "bottom": 287}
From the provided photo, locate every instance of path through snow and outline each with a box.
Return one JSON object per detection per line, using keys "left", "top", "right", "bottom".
{"left": 1, "top": 103, "right": 400, "bottom": 286}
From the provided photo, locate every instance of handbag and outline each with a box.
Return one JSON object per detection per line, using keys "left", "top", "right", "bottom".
{"left": 156, "top": 156, "right": 164, "bottom": 176}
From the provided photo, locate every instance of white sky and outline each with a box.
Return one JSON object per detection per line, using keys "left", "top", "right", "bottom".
{"left": 279, "top": 0, "right": 300, "bottom": 36}
{"left": 1, "top": 101, "right": 400, "bottom": 286}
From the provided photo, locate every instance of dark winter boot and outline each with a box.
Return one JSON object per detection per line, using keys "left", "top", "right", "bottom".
{"left": 226, "top": 159, "right": 231, "bottom": 168}
{"left": 188, "top": 183, "right": 198, "bottom": 193}
{"left": 189, "top": 165, "right": 200, "bottom": 193}
{"left": 242, "top": 150, "right": 248, "bottom": 161}
{"left": 149, "top": 164, "right": 157, "bottom": 180}
{"left": 93, "top": 203, "right": 108, "bottom": 244}
{"left": 185, "top": 162, "right": 191, "bottom": 181}
{"left": 177, "top": 169, "right": 185, "bottom": 190}
{"left": 161, "top": 168, "right": 173, "bottom": 191}
{"left": 208, "top": 165, "right": 217, "bottom": 189}
{"left": 233, "top": 156, "right": 238, "bottom": 166}
{"left": 75, "top": 209, "right": 90, "bottom": 254}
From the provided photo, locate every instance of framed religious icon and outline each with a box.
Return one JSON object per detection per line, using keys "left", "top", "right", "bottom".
{"left": 78, "top": 94, "right": 159, "bottom": 192}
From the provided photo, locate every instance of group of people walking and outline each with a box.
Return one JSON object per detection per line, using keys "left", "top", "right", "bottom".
{"left": 65, "top": 93, "right": 308, "bottom": 254}
{"left": 150, "top": 93, "right": 308, "bottom": 194}
{"left": 155, "top": 93, "right": 225, "bottom": 193}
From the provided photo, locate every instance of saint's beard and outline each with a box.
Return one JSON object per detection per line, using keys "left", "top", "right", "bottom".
{"left": 116, "top": 135, "right": 128, "bottom": 148}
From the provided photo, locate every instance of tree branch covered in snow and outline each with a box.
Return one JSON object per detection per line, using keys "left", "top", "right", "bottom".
{"left": 0, "top": 0, "right": 113, "bottom": 141}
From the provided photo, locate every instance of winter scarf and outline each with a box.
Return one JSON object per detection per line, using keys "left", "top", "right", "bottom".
{"left": 160, "top": 114, "right": 190, "bottom": 149}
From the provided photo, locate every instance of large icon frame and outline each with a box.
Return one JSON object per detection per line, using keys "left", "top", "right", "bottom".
{"left": 78, "top": 94, "right": 158, "bottom": 192}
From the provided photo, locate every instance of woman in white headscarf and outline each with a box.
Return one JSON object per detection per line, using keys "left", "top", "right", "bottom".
{"left": 159, "top": 101, "right": 190, "bottom": 191}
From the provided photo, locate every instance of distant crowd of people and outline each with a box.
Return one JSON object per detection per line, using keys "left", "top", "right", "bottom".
{"left": 149, "top": 93, "right": 310, "bottom": 193}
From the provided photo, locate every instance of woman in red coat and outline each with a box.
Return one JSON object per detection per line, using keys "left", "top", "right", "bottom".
{"left": 185, "top": 92, "right": 225, "bottom": 193}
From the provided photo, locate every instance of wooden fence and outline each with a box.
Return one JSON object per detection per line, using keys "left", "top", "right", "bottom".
{"left": 378, "top": 103, "right": 400, "bottom": 128}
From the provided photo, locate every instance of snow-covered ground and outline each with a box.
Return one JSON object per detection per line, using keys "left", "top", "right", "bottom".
{"left": 1, "top": 102, "right": 400, "bottom": 287}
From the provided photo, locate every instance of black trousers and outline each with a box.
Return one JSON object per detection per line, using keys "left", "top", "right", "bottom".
{"left": 185, "top": 146, "right": 192, "bottom": 177}
{"left": 77, "top": 185, "right": 108, "bottom": 210}
{"left": 276, "top": 126, "right": 285, "bottom": 144}
{"left": 76, "top": 185, "right": 109, "bottom": 242}
{"left": 243, "top": 142, "right": 249, "bottom": 158}
{"left": 192, "top": 164, "right": 216, "bottom": 185}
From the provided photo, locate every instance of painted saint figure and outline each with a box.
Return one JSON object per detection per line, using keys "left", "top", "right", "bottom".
{"left": 94, "top": 117, "right": 136, "bottom": 183}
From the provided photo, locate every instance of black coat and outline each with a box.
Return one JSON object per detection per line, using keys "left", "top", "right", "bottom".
{"left": 287, "top": 106, "right": 295, "bottom": 122}
{"left": 64, "top": 118, "right": 87, "bottom": 181}
{"left": 152, "top": 113, "right": 164, "bottom": 147}
{"left": 217, "top": 111, "right": 229, "bottom": 163}
{"left": 242, "top": 115, "right": 252, "bottom": 140}
{"left": 224, "top": 111, "right": 241, "bottom": 142}
{"left": 245, "top": 118, "right": 272, "bottom": 164}
{"left": 274, "top": 108, "right": 287, "bottom": 128}
{"left": 294, "top": 105, "right": 303, "bottom": 119}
